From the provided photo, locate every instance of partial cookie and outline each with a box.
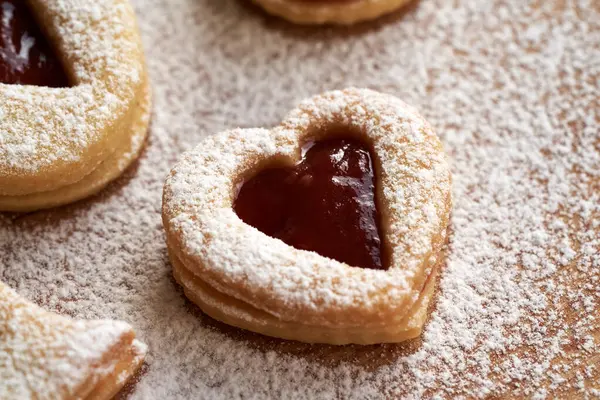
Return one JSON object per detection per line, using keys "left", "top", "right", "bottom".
{"left": 251, "top": 0, "right": 414, "bottom": 25}
{"left": 0, "top": 281, "right": 147, "bottom": 400}
{"left": 0, "top": 0, "right": 151, "bottom": 212}
{"left": 162, "top": 88, "right": 452, "bottom": 345}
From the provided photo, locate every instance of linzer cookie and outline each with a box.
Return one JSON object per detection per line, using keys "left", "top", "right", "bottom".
{"left": 0, "top": 0, "right": 151, "bottom": 212}
{"left": 0, "top": 281, "right": 147, "bottom": 400}
{"left": 162, "top": 88, "right": 452, "bottom": 345}
{"left": 251, "top": 0, "right": 414, "bottom": 25}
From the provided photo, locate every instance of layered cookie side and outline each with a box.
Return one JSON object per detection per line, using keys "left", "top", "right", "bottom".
{"left": 251, "top": 0, "right": 415, "bottom": 25}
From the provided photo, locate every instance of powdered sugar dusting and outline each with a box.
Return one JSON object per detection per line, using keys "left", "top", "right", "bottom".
{"left": 1, "top": 0, "right": 599, "bottom": 398}
{"left": 0, "top": 283, "right": 138, "bottom": 398}
{"left": 0, "top": 0, "right": 144, "bottom": 179}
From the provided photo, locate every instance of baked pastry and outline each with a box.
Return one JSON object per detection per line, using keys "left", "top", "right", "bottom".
{"left": 251, "top": 0, "right": 414, "bottom": 25}
{"left": 162, "top": 88, "right": 452, "bottom": 345}
{"left": 0, "top": 281, "right": 147, "bottom": 399}
{"left": 0, "top": 0, "right": 151, "bottom": 212}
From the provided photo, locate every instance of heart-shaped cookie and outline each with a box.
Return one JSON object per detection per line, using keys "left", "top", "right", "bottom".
{"left": 252, "top": 0, "right": 415, "bottom": 25}
{"left": 162, "top": 88, "right": 452, "bottom": 344}
{"left": 0, "top": 0, "right": 151, "bottom": 212}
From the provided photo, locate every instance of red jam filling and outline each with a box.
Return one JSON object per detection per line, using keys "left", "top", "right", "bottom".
{"left": 0, "top": 0, "right": 69, "bottom": 86}
{"left": 234, "top": 138, "right": 388, "bottom": 270}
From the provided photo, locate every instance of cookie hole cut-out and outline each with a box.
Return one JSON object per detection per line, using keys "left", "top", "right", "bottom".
{"left": 0, "top": 0, "right": 69, "bottom": 87}
{"left": 234, "top": 137, "right": 389, "bottom": 270}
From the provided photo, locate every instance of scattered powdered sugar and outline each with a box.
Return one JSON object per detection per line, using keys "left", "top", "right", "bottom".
{"left": 1, "top": 0, "right": 599, "bottom": 398}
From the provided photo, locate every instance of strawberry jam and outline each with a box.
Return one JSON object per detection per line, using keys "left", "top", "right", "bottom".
{"left": 0, "top": 0, "right": 69, "bottom": 86}
{"left": 234, "top": 139, "right": 388, "bottom": 270}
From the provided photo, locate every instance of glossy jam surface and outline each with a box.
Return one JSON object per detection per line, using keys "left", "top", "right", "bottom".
{"left": 0, "top": 0, "right": 69, "bottom": 86}
{"left": 234, "top": 138, "right": 388, "bottom": 270}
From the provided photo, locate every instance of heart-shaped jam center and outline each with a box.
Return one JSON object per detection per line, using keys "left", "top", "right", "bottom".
{"left": 234, "top": 138, "right": 388, "bottom": 270}
{"left": 0, "top": 0, "right": 69, "bottom": 86}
